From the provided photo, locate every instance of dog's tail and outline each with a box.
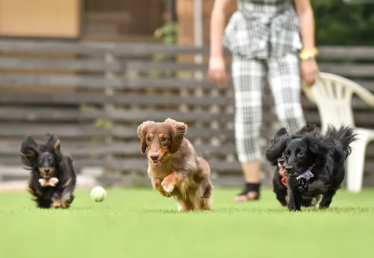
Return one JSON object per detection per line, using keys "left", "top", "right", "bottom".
{"left": 325, "top": 124, "right": 358, "bottom": 159}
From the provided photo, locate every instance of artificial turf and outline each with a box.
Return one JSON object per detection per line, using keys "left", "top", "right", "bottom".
{"left": 0, "top": 187, "right": 373, "bottom": 258}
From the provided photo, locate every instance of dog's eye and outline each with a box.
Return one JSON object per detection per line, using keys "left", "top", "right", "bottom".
{"left": 146, "top": 136, "right": 151, "bottom": 141}
{"left": 298, "top": 150, "right": 304, "bottom": 156}
{"left": 161, "top": 137, "right": 166, "bottom": 141}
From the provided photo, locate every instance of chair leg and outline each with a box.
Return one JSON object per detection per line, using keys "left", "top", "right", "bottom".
{"left": 346, "top": 138, "right": 368, "bottom": 193}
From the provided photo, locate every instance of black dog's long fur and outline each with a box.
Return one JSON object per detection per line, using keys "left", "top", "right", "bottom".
{"left": 268, "top": 122, "right": 321, "bottom": 207}
{"left": 20, "top": 134, "right": 77, "bottom": 209}
{"left": 266, "top": 123, "right": 357, "bottom": 211}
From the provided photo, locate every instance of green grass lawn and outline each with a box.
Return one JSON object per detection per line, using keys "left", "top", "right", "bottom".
{"left": 0, "top": 187, "right": 373, "bottom": 258}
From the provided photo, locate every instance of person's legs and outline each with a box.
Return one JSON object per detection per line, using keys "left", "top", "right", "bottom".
{"left": 231, "top": 56, "right": 267, "bottom": 201}
{"left": 268, "top": 54, "right": 305, "bottom": 132}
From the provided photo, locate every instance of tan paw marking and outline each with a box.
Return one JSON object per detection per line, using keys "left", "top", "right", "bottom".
{"left": 52, "top": 199, "right": 61, "bottom": 208}
{"left": 61, "top": 199, "right": 70, "bottom": 209}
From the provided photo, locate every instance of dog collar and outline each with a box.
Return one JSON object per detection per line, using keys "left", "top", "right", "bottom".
{"left": 280, "top": 164, "right": 315, "bottom": 186}
{"left": 296, "top": 165, "right": 315, "bottom": 181}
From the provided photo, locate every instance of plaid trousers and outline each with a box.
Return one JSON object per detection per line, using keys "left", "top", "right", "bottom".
{"left": 232, "top": 53, "right": 305, "bottom": 162}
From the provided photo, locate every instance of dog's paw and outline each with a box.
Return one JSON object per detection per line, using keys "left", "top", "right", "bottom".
{"left": 157, "top": 188, "right": 170, "bottom": 197}
{"left": 52, "top": 199, "right": 62, "bottom": 208}
{"left": 61, "top": 199, "right": 71, "bottom": 209}
{"left": 152, "top": 178, "right": 170, "bottom": 198}
{"left": 161, "top": 180, "right": 174, "bottom": 196}
{"left": 161, "top": 172, "right": 177, "bottom": 196}
{"left": 297, "top": 177, "right": 308, "bottom": 192}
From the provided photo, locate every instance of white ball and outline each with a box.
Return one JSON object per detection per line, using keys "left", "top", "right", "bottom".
{"left": 90, "top": 186, "right": 107, "bottom": 202}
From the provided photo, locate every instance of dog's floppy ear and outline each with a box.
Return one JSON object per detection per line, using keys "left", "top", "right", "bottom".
{"left": 46, "top": 134, "right": 61, "bottom": 155}
{"left": 137, "top": 121, "right": 154, "bottom": 154}
{"left": 296, "top": 121, "right": 319, "bottom": 135}
{"left": 275, "top": 127, "right": 288, "bottom": 137}
{"left": 266, "top": 127, "right": 289, "bottom": 162}
{"left": 305, "top": 135, "right": 329, "bottom": 155}
{"left": 266, "top": 135, "right": 291, "bottom": 165}
{"left": 20, "top": 136, "right": 41, "bottom": 169}
{"left": 165, "top": 118, "right": 187, "bottom": 153}
{"left": 270, "top": 127, "right": 288, "bottom": 144}
{"left": 45, "top": 134, "right": 63, "bottom": 163}
{"left": 304, "top": 134, "right": 330, "bottom": 167}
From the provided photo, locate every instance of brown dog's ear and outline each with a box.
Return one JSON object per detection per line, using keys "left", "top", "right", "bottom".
{"left": 137, "top": 121, "right": 154, "bottom": 154}
{"left": 165, "top": 118, "right": 188, "bottom": 153}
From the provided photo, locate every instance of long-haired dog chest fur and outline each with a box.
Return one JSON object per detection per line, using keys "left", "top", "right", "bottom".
{"left": 20, "top": 134, "right": 77, "bottom": 209}
{"left": 137, "top": 118, "right": 213, "bottom": 211}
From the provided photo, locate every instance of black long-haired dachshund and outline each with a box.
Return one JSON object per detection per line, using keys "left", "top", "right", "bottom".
{"left": 268, "top": 122, "right": 322, "bottom": 208}
{"left": 266, "top": 123, "right": 357, "bottom": 211}
{"left": 20, "top": 134, "right": 77, "bottom": 209}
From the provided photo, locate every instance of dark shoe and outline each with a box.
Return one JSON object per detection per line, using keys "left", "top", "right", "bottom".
{"left": 234, "top": 183, "right": 260, "bottom": 201}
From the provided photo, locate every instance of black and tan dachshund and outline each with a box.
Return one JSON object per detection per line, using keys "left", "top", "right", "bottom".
{"left": 266, "top": 123, "right": 357, "bottom": 211}
{"left": 20, "top": 134, "right": 77, "bottom": 209}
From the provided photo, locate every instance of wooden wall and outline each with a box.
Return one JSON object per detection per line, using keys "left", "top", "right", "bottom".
{"left": 1, "top": 40, "right": 374, "bottom": 188}
{"left": 176, "top": 0, "right": 237, "bottom": 45}
{"left": 84, "top": 0, "right": 167, "bottom": 41}
{"left": 0, "top": 0, "right": 80, "bottom": 38}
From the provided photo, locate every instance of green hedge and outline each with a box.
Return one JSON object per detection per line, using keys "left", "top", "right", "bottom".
{"left": 313, "top": 0, "right": 374, "bottom": 45}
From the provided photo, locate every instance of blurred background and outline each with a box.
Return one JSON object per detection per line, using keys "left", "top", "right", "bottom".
{"left": 0, "top": 0, "right": 373, "bottom": 192}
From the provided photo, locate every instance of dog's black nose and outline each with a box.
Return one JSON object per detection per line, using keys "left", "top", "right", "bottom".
{"left": 150, "top": 154, "right": 159, "bottom": 161}
{"left": 285, "top": 165, "right": 293, "bottom": 171}
{"left": 44, "top": 169, "right": 50, "bottom": 173}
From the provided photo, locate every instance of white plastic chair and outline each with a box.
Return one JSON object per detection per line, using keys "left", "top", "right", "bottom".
{"left": 303, "top": 72, "right": 374, "bottom": 193}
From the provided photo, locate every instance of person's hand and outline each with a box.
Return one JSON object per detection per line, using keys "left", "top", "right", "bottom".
{"left": 301, "top": 58, "right": 319, "bottom": 87}
{"left": 208, "top": 55, "right": 228, "bottom": 86}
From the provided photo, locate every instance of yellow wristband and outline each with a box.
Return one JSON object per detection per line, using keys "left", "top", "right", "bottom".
{"left": 299, "top": 48, "right": 319, "bottom": 61}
